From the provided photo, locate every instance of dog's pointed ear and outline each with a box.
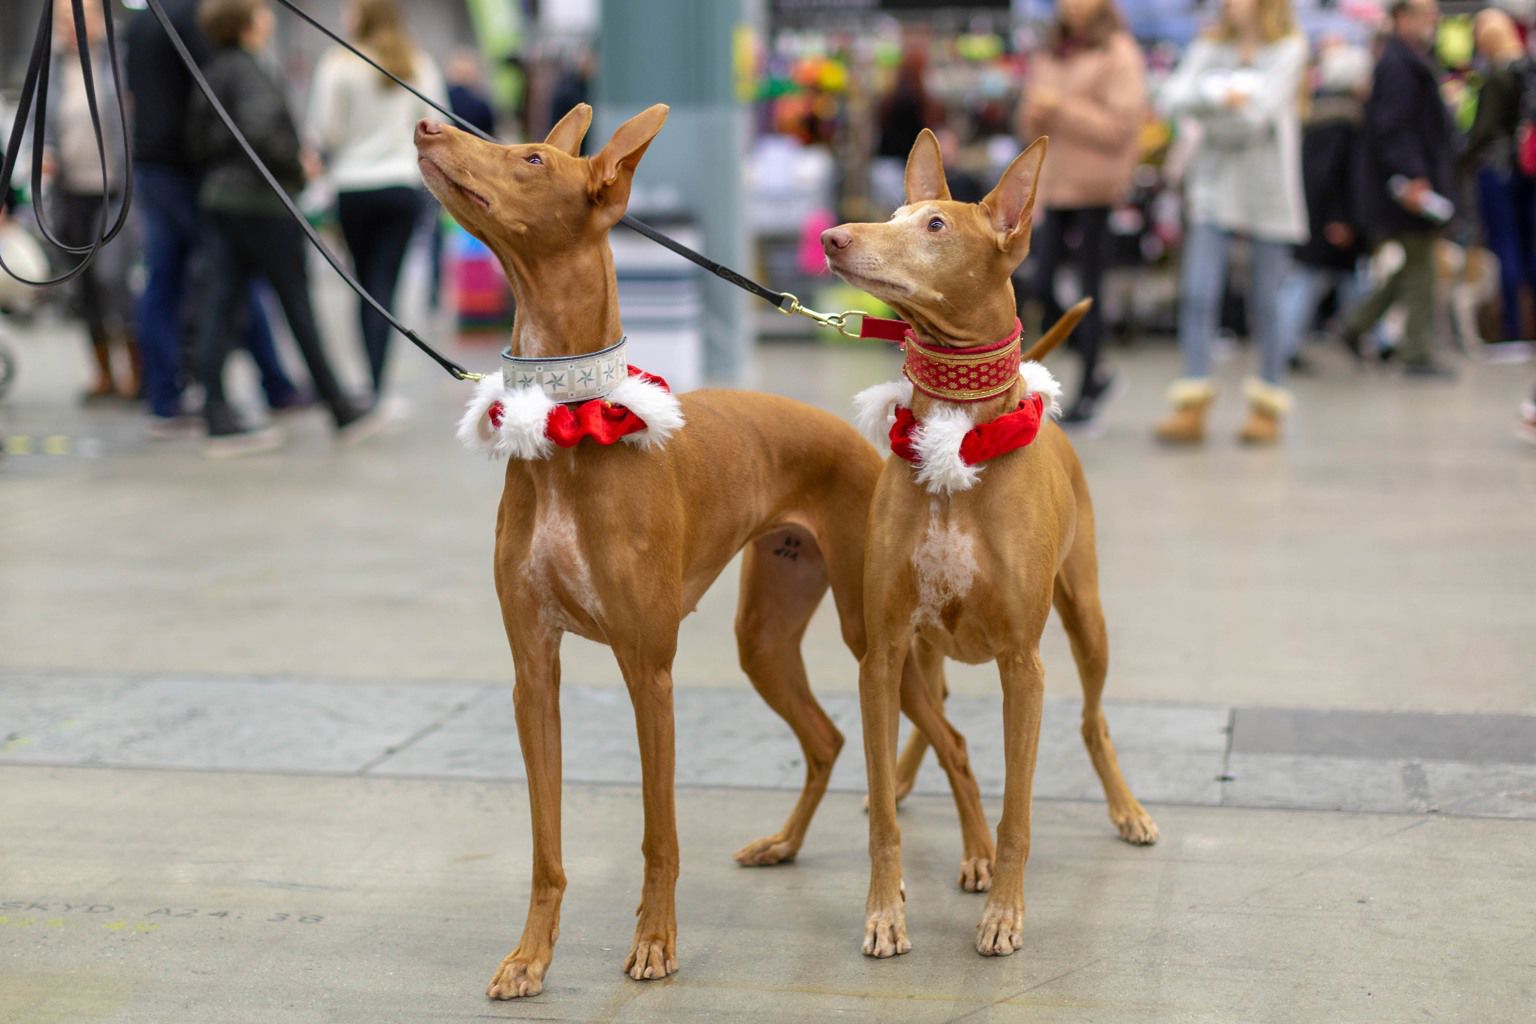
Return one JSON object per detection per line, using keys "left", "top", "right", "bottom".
{"left": 545, "top": 103, "right": 593, "bottom": 156}
{"left": 904, "top": 128, "right": 951, "bottom": 204}
{"left": 981, "top": 136, "right": 1048, "bottom": 255}
{"left": 589, "top": 104, "right": 669, "bottom": 214}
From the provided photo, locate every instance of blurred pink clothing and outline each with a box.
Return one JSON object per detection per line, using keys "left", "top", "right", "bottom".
{"left": 1022, "top": 32, "right": 1147, "bottom": 210}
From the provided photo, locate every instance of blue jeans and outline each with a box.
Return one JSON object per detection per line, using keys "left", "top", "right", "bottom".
{"left": 132, "top": 163, "right": 295, "bottom": 418}
{"left": 1476, "top": 166, "right": 1536, "bottom": 340}
{"left": 1178, "top": 221, "right": 1293, "bottom": 385}
{"left": 1276, "top": 261, "right": 1371, "bottom": 359}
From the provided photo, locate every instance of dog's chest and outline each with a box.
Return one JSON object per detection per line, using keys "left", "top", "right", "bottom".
{"left": 521, "top": 494, "right": 604, "bottom": 630}
{"left": 909, "top": 503, "right": 982, "bottom": 636}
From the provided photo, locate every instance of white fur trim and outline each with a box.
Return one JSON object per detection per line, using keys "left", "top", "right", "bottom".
{"left": 607, "top": 373, "right": 685, "bottom": 450}
{"left": 457, "top": 375, "right": 552, "bottom": 459}
{"left": 1166, "top": 377, "right": 1218, "bottom": 408}
{"left": 852, "top": 379, "right": 914, "bottom": 448}
{"left": 497, "top": 386, "right": 559, "bottom": 460}
{"left": 912, "top": 404, "right": 982, "bottom": 494}
{"left": 1019, "top": 360, "right": 1062, "bottom": 417}
{"left": 1242, "top": 376, "right": 1293, "bottom": 416}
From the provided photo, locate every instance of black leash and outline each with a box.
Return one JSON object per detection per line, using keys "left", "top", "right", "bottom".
{"left": 1, "top": 0, "right": 864, "bottom": 386}
{"left": 141, "top": 0, "right": 478, "bottom": 382}
{"left": 0, "top": 0, "right": 134, "bottom": 286}
{"left": 264, "top": 0, "right": 865, "bottom": 336}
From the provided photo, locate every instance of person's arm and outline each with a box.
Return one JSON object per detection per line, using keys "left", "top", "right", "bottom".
{"left": 305, "top": 49, "right": 344, "bottom": 157}
{"left": 1157, "top": 39, "right": 1223, "bottom": 119}
{"left": 1017, "top": 54, "right": 1056, "bottom": 141}
{"left": 1229, "top": 34, "right": 1308, "bottom": 133}
{"left": 1047, "top": 36, "right": 1147, "bottom": 153}
{"left": 1458, "top": 68, "right": 1514, "bottom": 176}
{"left": 1369, "top": 50, "right": 1432, "bottom": 182}
{"left": 230, "top": 61, "right": 304, "bottom": 184}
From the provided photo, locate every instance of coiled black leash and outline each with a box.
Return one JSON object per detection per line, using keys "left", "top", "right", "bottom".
{"left": 0, "top": 0, "right": 866, "bottom": 386}
{"left": 0, "top": 0, "right": 134, "bottom": 286}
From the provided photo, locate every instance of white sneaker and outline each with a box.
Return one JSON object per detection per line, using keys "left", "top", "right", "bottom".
{"left": 1518, "top": 401, "right": 1536, "bottom": 447}
{"left": 144, "top": 415, "right": 199, "bottom": 441}
{"left": 203, "top": 424, "right": 284, "bottom": 459}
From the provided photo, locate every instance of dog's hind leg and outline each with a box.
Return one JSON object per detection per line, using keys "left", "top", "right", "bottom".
{"left": 732, "top": 529, "right": 846, "bottom": 867}
{"left": 1053, "top": 500, "right": 1159, "bottom": 847}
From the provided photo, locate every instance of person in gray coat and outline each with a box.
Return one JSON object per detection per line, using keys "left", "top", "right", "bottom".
{"left": 1155, "top": 0, "right": 1309, "bottom": 445}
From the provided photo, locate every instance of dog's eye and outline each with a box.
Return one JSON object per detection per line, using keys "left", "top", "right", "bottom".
{"left": 525, "top": 154, "right": 543, "bottom": 165}
{"left": 927, "top": 217, "right": 945, "bottom": 232}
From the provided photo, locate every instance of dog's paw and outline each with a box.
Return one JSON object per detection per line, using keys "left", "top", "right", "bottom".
{"left": 734, "top": 833, "right": 798, "bottom": 866}
{"left": 486, "top": 953, "right": 549, "bottom": 999}
{"left": 623, "top": 935, "right": 678, "bottom": 981}
{"left": 1114, "top": 806, "right": 1159, "bottom": 846}
{"left": 861, "top": 904, "right": 911, "bottom": 958}
{"left": 957, "top": 855, "right": 993, "bottom": 893}
{"left": 975, "top": 900, "right": 1024, "bottom": 957}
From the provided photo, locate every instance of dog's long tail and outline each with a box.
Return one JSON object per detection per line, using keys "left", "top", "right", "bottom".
{"left": 1022, "top": 297, "right": 1092, "bottom": 363}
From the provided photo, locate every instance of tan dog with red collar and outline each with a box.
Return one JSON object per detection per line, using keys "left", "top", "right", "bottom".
{"left": 823, "top": 130, "right": 1159, "bottom": 960}
{"left": 419, "top": 106, "right": 997, "bottom": 998}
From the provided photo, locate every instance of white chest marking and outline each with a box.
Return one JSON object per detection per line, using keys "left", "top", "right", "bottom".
{"left": 910, "top": 502, "right": 977, "bottom": 628}
{"left": 523, "top": 494, "right": 602, "bottom": 622}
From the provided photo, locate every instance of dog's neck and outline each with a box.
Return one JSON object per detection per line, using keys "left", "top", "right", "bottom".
{"left": 890, "top": 281, "right": 1019, "bottom": 352}
{"left": 898, "top": 284, "right": 1026, "bottom": 423}
{"left": 496, "top": 241, "right": 623, "bottom": 359}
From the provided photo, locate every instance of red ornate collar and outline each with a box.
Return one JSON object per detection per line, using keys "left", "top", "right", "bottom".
{"left": 860, "top": 316, "right": 1025, "bottom": 403}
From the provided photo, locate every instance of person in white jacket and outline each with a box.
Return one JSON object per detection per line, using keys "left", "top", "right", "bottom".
{"left": 1155, "top": 0, "right": 1308, "bottom": 445}
{"left": 308, "top": 0, "right": 444, "bottom": 399}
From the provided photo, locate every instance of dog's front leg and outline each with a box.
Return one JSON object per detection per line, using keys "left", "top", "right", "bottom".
{"left": 615, "top": 637, "right": 681, "bottom": 981}
{"left": 487, "top": 626, "right": 565, "bottom": 1000}
{"left": 859, "top": 631, "right": 913, "bottom": 958}
{"left": 977, "top": 648, "right": 1046, "bottom": 957}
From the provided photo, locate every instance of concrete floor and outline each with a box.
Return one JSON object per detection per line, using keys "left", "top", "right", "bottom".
{"left": 3, "top": 256, "right": 1536, "bottom": 1021}
{"left": 5, "top": 770, "right": 1534, "bottom": 1024}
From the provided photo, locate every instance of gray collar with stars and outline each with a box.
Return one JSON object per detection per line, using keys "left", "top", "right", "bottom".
{"left": 499, "top": 337, "right": 628, "bottom": 404}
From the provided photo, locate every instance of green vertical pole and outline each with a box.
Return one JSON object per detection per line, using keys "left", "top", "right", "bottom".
{"left": 596, "top": 0, "right": 748, "bottom": 382}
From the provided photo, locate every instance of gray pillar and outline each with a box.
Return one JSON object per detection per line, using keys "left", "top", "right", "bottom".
{"left": 596, "top": 0, "right": 748, "bottom": 382}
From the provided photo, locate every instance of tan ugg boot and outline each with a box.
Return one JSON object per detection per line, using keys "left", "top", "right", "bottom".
{"left": 1154, "top": 378, "right": 1217, "bottom": 444}
{"left": 1238, "top": 377, "right": 1292, "bottom": 445}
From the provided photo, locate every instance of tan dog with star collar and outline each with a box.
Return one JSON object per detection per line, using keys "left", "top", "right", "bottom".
{"left": 822, "top": 130, "right": 1159, "bottom": 960}
{"left": 419, "top": 105, "right": 998, "bottom": 998}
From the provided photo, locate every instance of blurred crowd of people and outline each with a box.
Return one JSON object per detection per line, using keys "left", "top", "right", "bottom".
{"left": 878, "top": 0, "right": 1536, "bottom": 445}
{"left": 7, "top": 0, "right": 1536, "bottom": 453}
{"left": 6, "top": 0, "right": 493, "bottom": 457}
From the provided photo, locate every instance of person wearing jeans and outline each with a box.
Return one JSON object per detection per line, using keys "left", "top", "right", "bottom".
{"left": 188, "top": 0, "right": 375, "bottom": 455}
{"left": 308, "top": 0, "right": 443, "bottom": 398}
{"left": 1019, "top": 0, "right": 1146, "bottom": 427}
{"left": 1155, "top": 0, "right": 1308, "bottom": 444}
{"left": 124, "top": 0, "right": 296, "bottom": 433}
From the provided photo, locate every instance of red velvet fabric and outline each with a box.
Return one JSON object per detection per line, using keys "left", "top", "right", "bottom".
{"left": 486, "top": 367, "right": 671, "bottom": 448}
{"left": 889, "top": 393, "right": 1045, "bottom": 467}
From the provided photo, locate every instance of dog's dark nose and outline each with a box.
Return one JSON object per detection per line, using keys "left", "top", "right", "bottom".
{"left": 821, "top": 227, "right": 853, "bottom": 254}
{"left": 415, "top": 118, "right": 443, "bottom": 141}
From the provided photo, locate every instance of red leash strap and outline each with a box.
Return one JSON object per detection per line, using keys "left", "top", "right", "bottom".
{"left": 858, "top": 316, "right": 911, "bottom": 344}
